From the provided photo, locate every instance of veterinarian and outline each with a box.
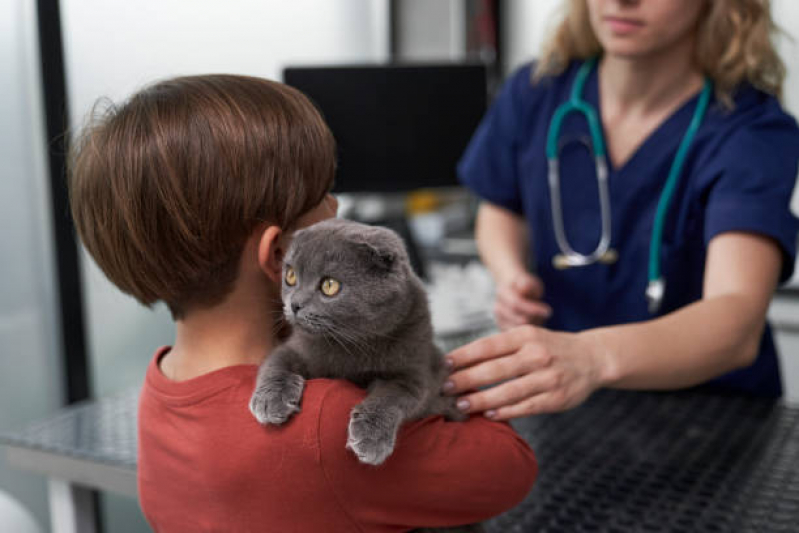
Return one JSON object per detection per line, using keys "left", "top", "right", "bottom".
{"left": 446, "top": 0, "right": 799, "bottom": 419}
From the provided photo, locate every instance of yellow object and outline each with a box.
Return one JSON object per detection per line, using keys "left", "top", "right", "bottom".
{"left": 406, "top": 190, "right": 440, "bottom": 215}
{"left": 285, "top": 267, "right": 297, "bottom": 286}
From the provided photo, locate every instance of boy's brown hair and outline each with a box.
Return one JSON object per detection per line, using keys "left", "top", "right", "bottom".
{"left": 69, "top": 75, "right": 336, "bottom": 318}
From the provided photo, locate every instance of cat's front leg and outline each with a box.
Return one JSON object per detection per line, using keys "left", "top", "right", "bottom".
{"left": 249, "top": 345, "right": 307, "bottom": 426}
{"left": 347, "top": 379, "right": 427, "bottom": 466}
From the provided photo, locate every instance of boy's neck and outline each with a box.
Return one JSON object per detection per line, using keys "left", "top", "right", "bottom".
{"left": 161, "top": 283, "right": 283, "bottom": 382}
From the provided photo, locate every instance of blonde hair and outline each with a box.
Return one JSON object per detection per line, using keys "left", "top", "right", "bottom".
{"left": 535, "top": 0, "right": 785, "bottom": 107}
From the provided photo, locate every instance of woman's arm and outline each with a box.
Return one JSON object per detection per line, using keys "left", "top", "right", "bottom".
{"left": 587, "top": 231, "right": 780, "bottom": 389}
{"left": 445, "top": 231, "right": 782, "bottom": 420}
{"left": 476, "top": 202, "right": 552, "bottom": 327}
{"left": 475, "top": 201, "right": 529, "bottom": 283}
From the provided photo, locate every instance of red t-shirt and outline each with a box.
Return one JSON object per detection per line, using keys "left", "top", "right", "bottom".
{"left": 138, "top": 347, "right": 538, "bottom": 532}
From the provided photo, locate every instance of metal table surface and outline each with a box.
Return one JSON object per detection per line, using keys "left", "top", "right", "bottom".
{"left": 0, "top": 389, "right": 138, "bottom": 533}
{"left": 3, "top": 386, "right": 799, "bottom": 532}
{"left": 487, "top": 389, "right": 799, "bottom": 533}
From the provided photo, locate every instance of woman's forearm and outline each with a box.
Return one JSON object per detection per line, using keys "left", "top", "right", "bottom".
{"left": 585, "top": 293, "right": 768, "bottom": 390}
{"left": 475, "top": 202, "right": 529, "bottom": 283}
{"left": 586, "top": 233, "right": 780, "bottom": 391}
{"left": 448, "top": 228, "right": 782, "bottom": 419}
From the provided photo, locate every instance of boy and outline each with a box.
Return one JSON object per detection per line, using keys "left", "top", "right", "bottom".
{"left": 69, "top": 74, "right": 537, "bottom": 532}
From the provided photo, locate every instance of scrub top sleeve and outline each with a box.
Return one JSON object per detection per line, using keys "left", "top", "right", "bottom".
{"left": 457, "top": 64, "right": 536, "bottom": 215}
{"left": 703, "top": 115, "right": 799, "bottom": 283}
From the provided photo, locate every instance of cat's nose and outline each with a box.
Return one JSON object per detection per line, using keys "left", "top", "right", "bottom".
{"left": 291, "top": 302, "right": 302, "bottom": 314}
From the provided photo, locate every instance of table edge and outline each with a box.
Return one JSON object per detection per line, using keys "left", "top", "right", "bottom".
{"left": 4, "top": 445, "right": 138, "bottom": 498}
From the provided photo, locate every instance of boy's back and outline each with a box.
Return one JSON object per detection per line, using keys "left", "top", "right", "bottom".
{"left": 139, "top": 347, "right": 537, "bottom": 532}
{"left": 68, "top": 74, "right": 538, "bottom": 531}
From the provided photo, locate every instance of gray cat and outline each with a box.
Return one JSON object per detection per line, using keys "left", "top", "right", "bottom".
{"left": 249, "top": 218, "right": 483, "bottom": 533}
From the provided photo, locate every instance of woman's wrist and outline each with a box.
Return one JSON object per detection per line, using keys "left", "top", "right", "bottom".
{"left": 488, "top": 262, "right": 528, "bottom": 287}
{"left": 578, "top": 327, "right": 621, "bottom": 388}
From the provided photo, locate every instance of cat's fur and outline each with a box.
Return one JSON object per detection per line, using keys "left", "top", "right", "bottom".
{"left": 250, "top": 218, "right": 483, "bottom": 533}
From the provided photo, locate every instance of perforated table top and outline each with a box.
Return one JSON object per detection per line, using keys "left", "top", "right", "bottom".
{"left": 3, "top": 387, "right": 799, "bottom": 531}
{"left": 0, "top": 388, "right": 138, "bottom": 469}
{"left": 486, "top": 389, "right": 799, "bottom": 533}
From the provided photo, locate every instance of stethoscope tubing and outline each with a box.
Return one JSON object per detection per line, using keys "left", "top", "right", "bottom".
{"left": 548, "top": 155, "right": 612, "bottom": 268}
{"left": 545, "top": 57, "right": 713, "bottom": 313}
{"left": 647, "top": 80, "right": 714, "bottom": 282}
{"left": 547, "top": 57, "right": 614, "bottom": 269}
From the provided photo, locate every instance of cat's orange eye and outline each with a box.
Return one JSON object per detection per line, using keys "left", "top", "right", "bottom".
{"left": 320, "top": 277, "right": 341, "bottom": 296}
{"left": 285, "top": 267, "right": 297, "bottom": 286}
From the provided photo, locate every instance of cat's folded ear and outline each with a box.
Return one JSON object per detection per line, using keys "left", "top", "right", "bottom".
{"left": 350, "top": 227, "right": 405, "bottom": 274}
{"left": 354, "top": 240, "right": 397, "bottom": 273}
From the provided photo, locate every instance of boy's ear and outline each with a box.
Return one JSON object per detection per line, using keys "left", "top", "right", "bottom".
{"left": 257, "top": 225, "right": 285, "bottom": 283}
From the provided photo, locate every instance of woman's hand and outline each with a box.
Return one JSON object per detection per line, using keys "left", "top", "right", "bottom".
{"left": 443, "top": 325, "right": 610, "bottom": 420}
{"left": 494, "top": 272, "right": 552, "bottom": 330}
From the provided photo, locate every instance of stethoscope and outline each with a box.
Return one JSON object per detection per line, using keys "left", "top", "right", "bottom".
{"left": 546, "top": 57, "right": 713, "bottom": 314}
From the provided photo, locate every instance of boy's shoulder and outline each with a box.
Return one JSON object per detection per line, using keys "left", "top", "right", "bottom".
{"left": 139, "top": 363, "right": 537, "bottom": 530}
{"left": 139, "top": 348, "right": 366, "bottom": 445}
{"left": 311, "top": 378, "right": 368, "bottom": 413}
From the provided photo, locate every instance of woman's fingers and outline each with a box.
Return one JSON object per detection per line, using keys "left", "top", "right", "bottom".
{"left": 445, "top": 326, "right": 600, "bottom": 421}
{"left": 488, "top": 391, "right": 569, "bottom": 420}
{"left": 453, "top": 369, "right": 561, "bottom": 414}
{"left": 496, "top": 303, "right": 552, "bottom": 329}
{"left": 513, "top": 274, "right": 545, "bottom": 300}
{"left": 494, "top": 304, "right": 531, "bottom": 330}
{"left": 445, "top": 335, "right": 553, "bottom": 393}
{"left": 447, "top": 326, "right": 537, "bottom": 371}
{"left": 497, "top": 287, "right": 552, "bottom": 321}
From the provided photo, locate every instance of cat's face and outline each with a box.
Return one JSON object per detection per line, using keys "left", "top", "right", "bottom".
{"left": 280, "top": 218, "right": 414, "bottom": 340}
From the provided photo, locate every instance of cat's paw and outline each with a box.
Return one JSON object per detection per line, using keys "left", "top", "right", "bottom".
{"left": 346, "top": 406, "right": 401, "bottom": 466}
{"left": 249, "top": 372, "right": 305, "bottom": 425}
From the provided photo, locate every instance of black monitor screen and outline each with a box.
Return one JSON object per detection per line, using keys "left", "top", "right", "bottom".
{"left": 283, "top": 64, "right": 487, "bottom": 194}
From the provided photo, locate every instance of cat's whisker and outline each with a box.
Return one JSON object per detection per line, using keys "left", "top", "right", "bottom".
{"left": 322, "top": 314, "right": 405, "bottom": 344}
{"left": 322, "top": 323, "right": 373, "bottom": 359}
{"left": 326, "top": 331, "right": 353, "bottom": 357}
{"left": 323, "top": 325, "right": 366, "bottom": 353}
{"left": 304, "top": 315, "right": 360, "bottom": 356}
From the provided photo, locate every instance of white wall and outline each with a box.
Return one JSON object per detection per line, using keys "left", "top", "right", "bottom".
{"left": 62, "top": 0, "right": 390, "bottom": 134}
{"left": 774, "top": 0, "right": 799, "bottom": 118}
{"left": 59, "top": 2, "right": 389, "bottom": 530}
{"left": 502, "top": 0, "right": 561, "bottom": 75}
{"left": 0, "top": 0, "right": 63, "bottom": 529}
{"left": 395, "top": 0, "right": 466, "bottom": 60}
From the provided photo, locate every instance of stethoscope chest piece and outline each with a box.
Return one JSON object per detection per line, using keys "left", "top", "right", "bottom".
{"left": 552, "top": 248, "right": 618, "bottom": 270}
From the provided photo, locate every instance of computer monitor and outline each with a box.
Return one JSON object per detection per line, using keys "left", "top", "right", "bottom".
{"left": 283, "top": 63, "right": 488, "bottom": 194}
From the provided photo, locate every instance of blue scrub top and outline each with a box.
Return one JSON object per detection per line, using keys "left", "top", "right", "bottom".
{"left": 458, "top": 61, "right": 799, "bottom": 397}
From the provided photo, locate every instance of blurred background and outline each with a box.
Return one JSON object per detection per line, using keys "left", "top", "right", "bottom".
{"left": 2, "top": 0, "right": 799, "bottom": 531}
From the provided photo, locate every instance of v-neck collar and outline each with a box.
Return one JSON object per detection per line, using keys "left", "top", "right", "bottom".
{"left": 583, "top": 62, "right": 707, "bottom": 176}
